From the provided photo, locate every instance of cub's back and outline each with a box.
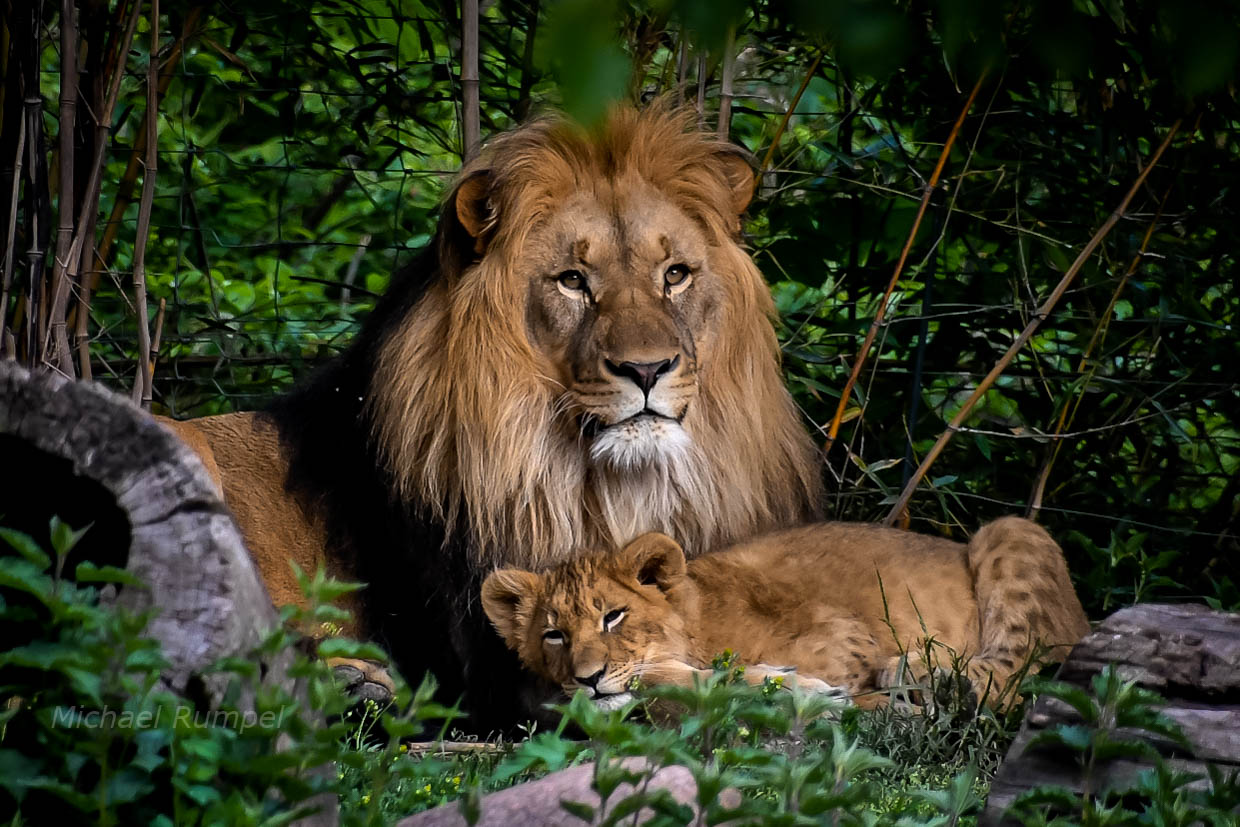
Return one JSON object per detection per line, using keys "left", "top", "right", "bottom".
{"left": 687, "top": 523, "right": 980, "bottom": 654}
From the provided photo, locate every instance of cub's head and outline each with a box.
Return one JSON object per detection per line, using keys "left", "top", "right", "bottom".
{"left": 481, "top": 534, "right": 694, "bottom": 708}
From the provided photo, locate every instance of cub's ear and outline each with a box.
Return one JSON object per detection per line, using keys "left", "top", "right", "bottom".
{"left": 452, "top": 168, "right": 494, "bottom": 251}
{"left": 713, "top": 145, "right": 756, "bottom": 216}
{"left": 481, "top": 568, "right": 541, "bottom": 648}
{"left": 622, "top": 533, "right": 687, "bottom": 592}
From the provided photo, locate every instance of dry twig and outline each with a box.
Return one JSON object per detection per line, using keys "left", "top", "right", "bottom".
{"left": 825, "top": 71, "right": 988, "bottom": 451}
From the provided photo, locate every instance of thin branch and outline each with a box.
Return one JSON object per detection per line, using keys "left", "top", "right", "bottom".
{"left": 461, "top": 0, "right": 480, "bottom": 160}
{"left": 753, "top": 51, "right": 821, "bottom": 197}
{"left": 132, "top": 0, "right": 159, "bottom": 407}
{"left": 825, "top": 71, "right": 988, "bottom": 451}
{"left": 882, "top": 117, "right": 1185, "bottom": 527}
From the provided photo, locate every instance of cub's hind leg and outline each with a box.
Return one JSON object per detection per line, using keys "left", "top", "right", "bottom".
{"left": 965, "top": 517, "right": 1090, "bottom": 700}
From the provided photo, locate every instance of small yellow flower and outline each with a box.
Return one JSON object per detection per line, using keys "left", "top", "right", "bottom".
{"left": 737, "top": 726, "right": 750, "bottom": 737}
{"left": 452, "top": 775, "right": 462, "bottom": 785}
{"left": 423, "top": 784, "right": 432, "bottom": 793}
{"left": 360, "top": 795, "right": 371, "bottom": 806}
{"left": 399, "top": 743, "right": 408, "bottom": 753}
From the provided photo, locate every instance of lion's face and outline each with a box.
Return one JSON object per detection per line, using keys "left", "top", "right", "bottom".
{"left": 520, "top": 180, "right": 722, "bottom": 470}
{"left": 371, "top": 106, "right": 823, "bottom": 567}
{"left": 481, "top": 534, "right": 694, "bottom": 708}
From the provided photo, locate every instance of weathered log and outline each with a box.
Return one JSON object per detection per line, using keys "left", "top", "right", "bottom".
{"left": 981, "top": 603, "right": 1240, "bottom": 825}
{"left": 398, "top": 758, "right": 741, "bottom": 826}
{"left": 0, "top": 361, "right": 335, "bottom": 825}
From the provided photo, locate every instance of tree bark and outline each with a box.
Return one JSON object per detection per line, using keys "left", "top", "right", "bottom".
{"left": 0, "top": 359, "right": 284, "bottom": 703}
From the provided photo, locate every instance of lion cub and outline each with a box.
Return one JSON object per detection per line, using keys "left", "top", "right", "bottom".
{"left": 481, "top": 517, "right": 1090, "bottom": 709}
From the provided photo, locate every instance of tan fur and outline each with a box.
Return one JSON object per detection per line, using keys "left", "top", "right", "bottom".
{"left": 156, "top": 413, "right": 365, "bottom": 635}
{"left": 159, "top": 105, "right": 822, "bottom": 635}
{"left": 482, "top": 517, "right": 1091, "bottom": 709}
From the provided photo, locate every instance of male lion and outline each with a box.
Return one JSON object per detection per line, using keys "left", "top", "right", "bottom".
{"left": 480, "top": 518, "right": 1090, "bottom": 710}
{"left": 160, "top": 105, "right": 823, "bottom": 728}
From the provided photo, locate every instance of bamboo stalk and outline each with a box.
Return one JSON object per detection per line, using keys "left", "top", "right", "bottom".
{"left": 143, "top": 295, "right": 164, "bottom": 408}
{"left": 0, "top": 119, "right": 24, "bottom": 351}
{"left": 45, "top": 0, "right": 79, "bottom": 374}
{"left": 461, "top": 0, "right": 480, "bottom": 160}
{"left": 825, "top": 72, "right": 988, "bottom": 451}
{"left": 882, "top": 117, "right": 1185, "bottom": 527}
{"left": 131, "top": 0, "right": 159, "bottom": 406}
{"left": 695, "top": 53, "right": 707, "bottom": 129}
{"left": 676, "top": 34, "right": 688, "bottom": 107}
{"left": 716, "top": 25, "right": 736, "bottom": 140}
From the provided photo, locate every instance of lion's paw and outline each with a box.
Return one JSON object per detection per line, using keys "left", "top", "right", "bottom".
{"left": 329, "top": 657, "right": 396, "bottom": 705}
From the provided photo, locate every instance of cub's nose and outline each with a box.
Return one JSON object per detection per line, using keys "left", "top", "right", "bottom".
{"left": 576, "top": 667, "right": 607, "bottom": 690}
{"left": 605, "top": 356, "right": 679, "bottom": 395}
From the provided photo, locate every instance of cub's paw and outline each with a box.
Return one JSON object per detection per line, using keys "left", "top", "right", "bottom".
{"left": 329, "top": 657, "right": 396, "bottom": 704}
{"left": 753, "top": 664, "right": 853, "bottom": 706}
{"left": 791, "top": 675, "right": 853, "bottom": 705}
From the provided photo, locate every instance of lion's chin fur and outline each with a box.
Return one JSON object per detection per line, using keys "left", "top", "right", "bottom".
{"left": 588, "top": 416, "right": 692, "bottom": 472}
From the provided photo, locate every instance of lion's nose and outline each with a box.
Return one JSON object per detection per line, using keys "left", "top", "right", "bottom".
{"left": 605, "top": 356, "right": 679, "bottom": 395}
{"left": 576, "top": 667, "right": 607, "bottom": 690}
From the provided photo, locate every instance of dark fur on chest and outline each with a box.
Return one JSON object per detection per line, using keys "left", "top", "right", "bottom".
{"left": 265, "top": 245, "right": 543, "bottom": 734}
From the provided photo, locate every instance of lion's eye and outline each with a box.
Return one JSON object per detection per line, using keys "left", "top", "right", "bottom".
{"left": 557, "top": 270, "right": 587, "bottom": 292}
{"left": 602, "top": 608, "right": 627, "bottom": 631}
{"left": 543, "top": 629, "right": 565, "bottom": 645}
{"left": 664, "top": 264, "right": 691, "bottom": 289}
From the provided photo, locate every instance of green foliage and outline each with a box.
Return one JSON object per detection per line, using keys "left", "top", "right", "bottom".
{"left": 0, "top": 517, "right": 461, "bottom": 825}
{"left": 1006, "top": 666, "right": 1240, "bottom": 825}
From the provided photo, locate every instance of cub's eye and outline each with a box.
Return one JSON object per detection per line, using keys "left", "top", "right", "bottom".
{"left": 664, "top": 264, "right": 691, "bottom": 289}
{"left": 557, "top": 270, "right": 587, "bottom": 292}
{"left": 543, "top": 629, "right": 565, "bottom": 645}
{"left": 602, "top": 608, "right": 627, "bottom": 632}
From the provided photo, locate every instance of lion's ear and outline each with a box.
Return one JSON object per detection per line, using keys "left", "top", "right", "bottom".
{"left": 622, "top": 533, "right": 687, "bottom": 593}
{"left": 481, "top": 568, "right": 541, "bottom": 648}
{"left": 714, "top": 146, "right": 756, "bottom": 215}
{"left": 453, "top": 169, "right": 494, "bottom": 243}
